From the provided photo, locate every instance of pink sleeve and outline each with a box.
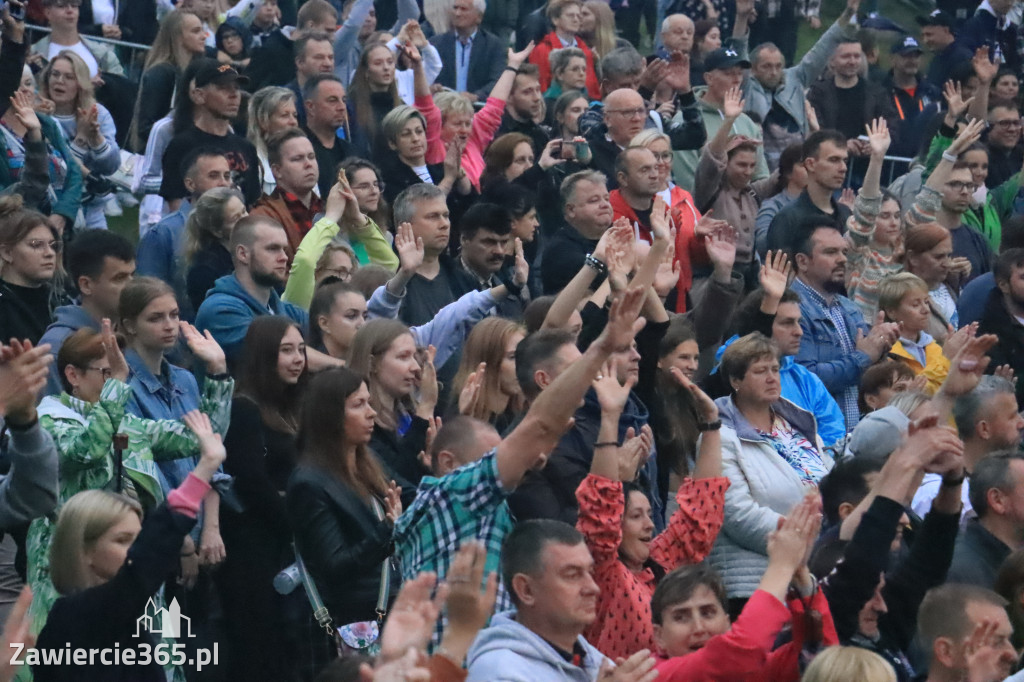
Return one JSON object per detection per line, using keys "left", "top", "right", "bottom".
{"left": 650, "top": 476, "right": 729, "bottom": 570}
{"left": 468, "top": 97, "right": 505, "bottom": 154}
{"left": 418, "top": 93, "right": 445, "bottom": 165}
{"left": 166, "top": 474, "right": 212, "bottom": 519}
{"left": 575, "top": 474, "right": 624, "bottom": 569}
{"left": 654, "top": 590, "right": 791, "bottom": 682}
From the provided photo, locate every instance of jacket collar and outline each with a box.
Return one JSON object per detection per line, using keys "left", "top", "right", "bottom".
{"left": 716, "top": 394, "right": 818, "bottom": 444}
{"left": 124, "top": 348, "right": 183, "bottom": 398}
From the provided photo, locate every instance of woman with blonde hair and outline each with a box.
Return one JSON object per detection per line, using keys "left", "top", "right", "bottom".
{"left": 247, "top": 87, "right": 299, "bottom": 195}
{"left": 800, "top": 646, "right": 896, "bottom": 682}
{"left": 450, "top": 318, "right": 526, "bottom": 431}
{"left": 184, "top": 187, "right": 248, "bottom": 312}
{"left": 40, "top": 51, "right": 121, "bottom": 230}
{"left": 36, "top": 412, "right": 225, "bottom": 682}
{"left": 129, "top": 10, "right": 207, "bottom": 152}
{"left": 579, "top": 1, "right": 623, "bottom": 58}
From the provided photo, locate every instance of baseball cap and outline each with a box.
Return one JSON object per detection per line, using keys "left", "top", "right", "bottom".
{"left": 845, "top": 406, "right": 909, "bottom": 461}
{"left": 891, "top": 35, "right": 924, "bottom": 55}
{"left": 703, "top": 47, "right": 752, "bottom": 72}
{"left": 194, "top": 59, "right": 250, "bottom": 88}
{"left": 916, "top": 9, "right": 955, "bottom": 28}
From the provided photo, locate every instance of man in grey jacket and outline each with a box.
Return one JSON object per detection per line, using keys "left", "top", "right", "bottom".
{"left": 743, "top": 0, "right": 860, "bottom": 170}
{"left": 0, "top": 340, "right": 59, "bottom": 529}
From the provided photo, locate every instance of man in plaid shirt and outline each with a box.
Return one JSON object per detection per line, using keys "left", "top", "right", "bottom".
{"left": 394, "top": 288, "right": 648, "bottom": 650}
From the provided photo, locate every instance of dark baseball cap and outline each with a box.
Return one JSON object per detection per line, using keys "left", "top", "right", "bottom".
{"left": 193, "top": 59, "right": 250, "bottom": 88}
{"left": 703, "top": 47, "right": 752, "bottom": 71}
{"left": 916, "top": 9, "right": 955, "bottom": 28}
{"left": 891, "top": 35, "right": 924, "bottom": 55}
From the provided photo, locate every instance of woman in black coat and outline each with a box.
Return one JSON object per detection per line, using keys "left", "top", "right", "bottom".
{"left": 286, "top": 367, "right": 402, "bottom": 673}
{"left": 34, "top": 412, "right": 224, "bottom": 682}
{"left": 217, "top": 316, "right": 308, "bottom": 681}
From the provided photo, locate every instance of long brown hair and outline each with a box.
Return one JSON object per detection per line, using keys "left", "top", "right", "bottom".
{"left": 347, "top": 318, "right": 415, "bottom": 432}
{"left": 481, "top": 133, "right": 532, "bottom": 190}
{"left": 235, "top": 316, "right": 308, "bottom": 433}
{"left": 349, "top": 42, "right": 401, "bottom": 152}
{"left": 296, "top": 367, "right": 388, "bottom": 500}
{"left": 451, "top": 318, "right": 526, "bottom": 422}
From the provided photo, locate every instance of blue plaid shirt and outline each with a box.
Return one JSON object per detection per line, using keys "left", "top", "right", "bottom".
{"left": 394, "top": 450, "right": 513, "bottom": 649}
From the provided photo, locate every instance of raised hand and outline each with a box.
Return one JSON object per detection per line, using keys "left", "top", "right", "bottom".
{"left": 759, "top": 250, "right": 792, "bottom": 301}
{"left": 639, "top": 58, "right": 668, "bottom": 93}
{"left": 649, "top": 195, "right": 672, "bottom": 243}
{"left": 943, "top": 79, "right": 974, "bottom": 121}
{"left": 513, "top": 237, "right": 529, "bottom": 287}
{"left": 443, "top": 542, "right": 499, "bottom": 652}
{"left": 948, "top": 117, "right": 987, "bottom": 156}
{"left": 995, "top": 364, "right": 1017, "bottom": 387}
{"left": 395, "top": 222, "right": 425, "bottom": 274}
{"left": 180, "top": 321, "right": 228, "bottom": 375}
{"left": 417, "top": 415, "right": 442, "bottom": 470}
{"left": 837, "top": 187, "right": 856, "bottom": 211}
{"left": 458, "top": 362, "right": 486, "bottom": 416}
{"left": 722, "top": 86, "right": 744, "bottom": 120}
{"left": 972, "top": 46, "right": 998, "bottom": 84}
{"left": 705, "top": 223, "right": 738, "bottom": 273}
{"left": 377, "top": 571, "right": 447, "bottom": 665}
{"left": 669, "top": 366, "right": 718, "bottom": 421}
{"left": 804, "top": 98, "right": 820, "bottom": 132}
{"left": 598, "top": 650, "right": 658, "bottom": 682}
{"left": 663, "top": 50, "right": 692, "bottom": 94}
{"left": 767, "top": 494, "right": 820, "bottom": 574}
{"left": 400, "top": 40, "right": 422, "bottom": 66}
{"left": 384, "top": 480, "right": 403, "bottom": 523}
{"left": 336, "top": 172, "right": 363, "bottom": 224}
{"left": 182, "top": 410, "right": 227, "bottom": 485}
{"left": 594, "top": 359, "right": 635, "bottom": 416}
{"left": 508, "top": 41, "right": 535, "bottom": 69}
{"left": 942, "top": 321, "right": 977, "bottom": 361}
{"left": 963, "top": 618, "right": 1015, "bottom": 682}
{"left": 100, "top": 318, "right": 129, "bottom": 383}
{"left": 324, "top": 180, "right": 350, "bottom": 225}
{"left": 0, "top": 340, "right": 52, "bottom": 421}
{"left": 939, "top": 333, "right": 998, "bottom": 398}
{"left": 9, "top": 90, "right": 40, "bottom": 136}
{"left": 855, "top": 311, "right": 899, "bottom": 362}
{"left": 416, "top": 345, "right": 438, "bottom": 416}
{"left": 652, "top": 241, "right": 681, "bottom": 299}
{"left": 694, "top": 211, "right": 730, "bottom": 239}
{"left": 865, "top": 117, "right": 891, "bottom": 158}
{"left": 616, "top": 427, "right": 651, "bottom": 482}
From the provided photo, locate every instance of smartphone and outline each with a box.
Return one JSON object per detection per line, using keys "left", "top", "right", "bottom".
{"left": 573, "top": 140, "right": 590, "bottom": 162}
{"left": 560, "top": 140, "right": 575, "bottom": 161}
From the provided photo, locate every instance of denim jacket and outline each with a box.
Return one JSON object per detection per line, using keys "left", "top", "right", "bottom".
{"left": 792, "top": 279, "right": 872, "bottom": 400}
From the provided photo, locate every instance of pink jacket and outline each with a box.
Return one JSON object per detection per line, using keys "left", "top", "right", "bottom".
{"left": 426, "top": 97, "right": 505, "bottom": 190}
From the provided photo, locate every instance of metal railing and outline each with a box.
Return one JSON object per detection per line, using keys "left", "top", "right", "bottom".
{"left": 25, "top": 23, "right": 151, "bottom": 78}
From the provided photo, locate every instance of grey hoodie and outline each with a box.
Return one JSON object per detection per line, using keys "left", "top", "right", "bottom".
{"left": 466, "top": 611, "right": 607, "bottom": 682}
{"left": 0, "top": 420, "right": 58, "bottom": 528}
{"left": 38, "top": 304, "right": 101, "bottom": 397}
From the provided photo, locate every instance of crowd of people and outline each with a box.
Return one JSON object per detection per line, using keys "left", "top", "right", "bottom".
{"left": 4, "top": 0, "right": 1024, "bottom": 680}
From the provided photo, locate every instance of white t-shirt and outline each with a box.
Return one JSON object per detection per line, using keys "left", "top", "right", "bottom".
{"left": 412, "top": 165, "right": 433, "bottom": 184}
{"left": 48, "top": 40, "right": 99, "bottom": 78}
{"left": 90, "top": 0, "right": 116, "bottom": 25}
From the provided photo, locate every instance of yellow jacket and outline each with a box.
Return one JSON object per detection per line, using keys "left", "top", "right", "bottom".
{"left": 889, "top": 337, "right": 950, "bottom": 395}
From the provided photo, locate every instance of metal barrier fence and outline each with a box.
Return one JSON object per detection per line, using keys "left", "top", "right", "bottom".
{"left": 25, "top": 23, "right": 151, "bottom": 79}
{"left": 844, "top": 153, "right": 916, "bottom": 189}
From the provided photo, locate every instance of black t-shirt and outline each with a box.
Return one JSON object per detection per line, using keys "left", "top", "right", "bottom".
{"left": 834, "top": 81, "right": 866, "bottom": 140}
{"left": 399, "top": 269, "right": 458, "bottom": 328}
{"left": 307, "top": 128, "right": 355, "bottom": 199}
{"left": 160, "top": 125, "right": 261, "bottom": 206}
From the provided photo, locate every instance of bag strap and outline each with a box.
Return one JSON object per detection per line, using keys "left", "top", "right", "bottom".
{"left": 296, "top": 495, "right": 392, "bottom": 633}
{"left": 368, "top": 497, "right": 392, "bottom": 624}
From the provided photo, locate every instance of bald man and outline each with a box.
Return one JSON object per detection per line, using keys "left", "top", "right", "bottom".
{"left": 586, "top": 88, "right": 650, "bottom": 188}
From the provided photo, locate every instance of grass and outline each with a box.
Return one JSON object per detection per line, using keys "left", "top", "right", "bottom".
{"left": 107, "top": 206, "right": 141, "bottom": 245}
{"left": 798, "top": 0, "right": 930, "bottom": 64}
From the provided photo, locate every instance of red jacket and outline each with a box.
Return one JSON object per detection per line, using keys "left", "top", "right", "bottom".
{"left": 611, "top": 187, "right": 708, "bottom": 313}
{"left": 655, "top": 588, "right": 839, "bottom": 682}
{"left": 529, "top": 31, "right": 601, "bottom": 101}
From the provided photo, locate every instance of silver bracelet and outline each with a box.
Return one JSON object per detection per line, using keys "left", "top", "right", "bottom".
{"left": 941, "top": 151, "right": 958, "bottom": 163}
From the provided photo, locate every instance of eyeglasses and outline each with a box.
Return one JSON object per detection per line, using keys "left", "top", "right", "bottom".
{"left": 48, "top": 71, "right": 75, "bottom": 83}
{"left": 608, "top": 107, "right": 647, "bottom": 119}
{"left": 651, "top": 151, "right": 673, "bottom": 161}
{"left": 23, "top": 238, "right": 61, "bottom": 253}
{"left": 81, "top": 366, "right": 112, "bottom": 379}
{"left": 351, "top": 181, "right": 384, "bottom": 192}
{"left": 320, "top": 267, "right": 352, "bottom": 280}
{"left": 993, "top": 119, "right": 1023, "bottom": 129}
{"left": 945, "top": 180, "right": 978, "bottom": 193}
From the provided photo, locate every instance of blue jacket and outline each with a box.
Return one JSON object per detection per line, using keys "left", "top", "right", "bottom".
{"left": 958, "top": 271, "right": 996, "bottom": 329}
{"left": 193, "top": 274, "right": 308, "bottom": 365}
{"left": 38, "top": 304, "right": 100, "bottom": 396}
{"left": 0, "top": 114, "right": 83, "bottom": 225}
{"left": 136, "top": 200, "right": 192, "bottom": 317}
{"left": 714, "top": 336, "right": 846, "bottom": 447}
{"left": 793, "top": 280, "right": 872, "bottom": 402}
